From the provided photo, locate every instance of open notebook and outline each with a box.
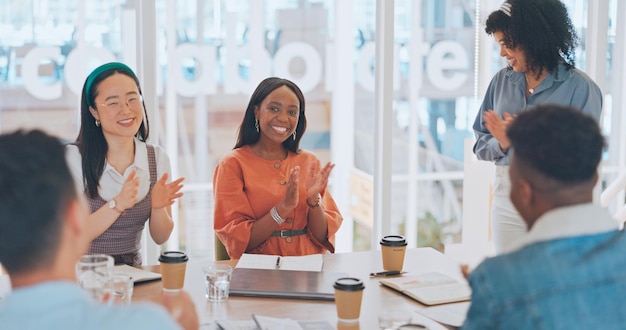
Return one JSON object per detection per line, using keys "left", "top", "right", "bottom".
{"left": 236, "top": 253, "right": 324, "bottom": 272}
{"left": 113, "top": 264, "right": 161, "bottom": 284}
{"left": 379, "top": 272, "right": 471, "bottom": 305}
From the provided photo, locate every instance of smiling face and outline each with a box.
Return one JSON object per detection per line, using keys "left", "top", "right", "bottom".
{"left": 494, "top": 31, "right": 528, "bottom": 73}
{"left": 253, "top": 85, "right": 300, "bottom": 146}
{"left": 89, "top": 73, "right": 143, "bottom": 141}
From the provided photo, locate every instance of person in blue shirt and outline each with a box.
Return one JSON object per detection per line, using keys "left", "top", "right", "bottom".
{"left": 0, "top": 130, "right": 198, "bottom": 330}
{"left": 462, "top": 104, "right": 626, "bottom": 329}
{"left": 473, "top": 0, "right": 602, "bottom": 253}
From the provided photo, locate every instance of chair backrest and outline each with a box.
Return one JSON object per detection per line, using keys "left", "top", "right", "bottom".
{"left": 215, "top": 234, "right": 230, "bottom": 260}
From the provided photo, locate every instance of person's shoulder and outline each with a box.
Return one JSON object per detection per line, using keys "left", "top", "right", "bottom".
{"left": 488, "top": 67, "right": 519, "bottom": 87}
{"left": 471, "top": 250, "right": 529, "bottom": 280}
{"left": 89, "top": 303, "right": 180, "bottom": 329}
{"left": 215, "top": 147, "right": 251, "bottom": 169}
{"left": 124, "top": 303, "right": 180, "bottom": 328}
{"left": 492, "top": 66, "right": 515, "bottom": 78}
{"left": 567, "top": 67, "right": 592, "bottom": 80}
{"left": 65, "top": 142, "right": 79, "bottom": 153}
{"left": 293, "top": 149, "right": 320, "bottom": 161}
{"left": 65, "top": 143, "right": 82, "bottom": 163}
{"left": 563, "top": 67, "right": 600, "bottom": 89}
{"left": 138, "top": 140, "right": 166, "bottom": 156}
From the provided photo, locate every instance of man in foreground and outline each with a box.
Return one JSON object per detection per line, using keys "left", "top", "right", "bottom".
{"left": 462, "top": 104, "right": 626, "bottom": 329}
{"left": 0, "top": 130, "right": 198, "bottom": 329}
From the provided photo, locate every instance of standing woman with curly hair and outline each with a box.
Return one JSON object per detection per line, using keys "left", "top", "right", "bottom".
{"left": 472, "top": 0, "right": 602, "bottom": 254}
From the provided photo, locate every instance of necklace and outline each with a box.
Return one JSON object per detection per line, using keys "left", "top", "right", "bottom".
{"left": 525, "top": 74, "right": 541, "bottom": 94}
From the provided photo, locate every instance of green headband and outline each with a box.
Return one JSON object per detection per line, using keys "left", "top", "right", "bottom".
{"left": 85, "top": 62, "right": 137, "bottom": 107}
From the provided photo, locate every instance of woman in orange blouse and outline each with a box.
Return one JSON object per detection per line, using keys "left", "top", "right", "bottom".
{"left": 213, "top": 77, "right": 343, "bottom": 259}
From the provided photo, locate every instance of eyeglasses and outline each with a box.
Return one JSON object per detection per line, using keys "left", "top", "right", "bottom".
{"left": 96, "top": 95, "right": 143, "bottom": 112}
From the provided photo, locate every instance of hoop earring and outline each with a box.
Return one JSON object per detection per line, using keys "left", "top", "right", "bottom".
{"left": 255, "top": 119, "right": 259, "bottom": 133}
{"left": 95, "top": 119, "right": 101, "bottom": 127}
{"left": 292, "top": 131, "right": 296, "bottom": 141}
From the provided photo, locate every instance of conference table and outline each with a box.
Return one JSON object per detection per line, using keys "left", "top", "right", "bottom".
{"left": 133, "top": 248, "right": 467, "bottom": 329}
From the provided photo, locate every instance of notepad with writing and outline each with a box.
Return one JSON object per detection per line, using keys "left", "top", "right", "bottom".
{"left": 229, "top": 268, "right": 347, "bottom": 301}
{"left": 379, "top": 272, "right": 471, "bottom": 305}
{"left": 236, "top": 253, "right": 324, "bottom": 272}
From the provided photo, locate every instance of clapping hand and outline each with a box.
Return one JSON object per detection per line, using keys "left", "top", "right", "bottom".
{"left": 280, "top": 162, "right": 334, "bottom": 211}
{"left": 151, "top": 173, "right": 185, "bottom": 209}
{"left": 306, "top": 162, "right": 335, "bottom": 200}
{"left": 116, "top": 170, "right": 140, "bottom": 210}
{"left": 281, "top": 166, "right": 301, "bottom": 210}
{"left": 483, "top": 110, "right": 515, "bottom": 150}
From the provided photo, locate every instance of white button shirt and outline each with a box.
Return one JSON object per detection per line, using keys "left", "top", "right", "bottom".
{"left": 65, "top": 138, "right": 172, "bottom": 202}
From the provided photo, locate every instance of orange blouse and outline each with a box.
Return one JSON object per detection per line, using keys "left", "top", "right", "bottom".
{"left": 213, "top": 145, "right": 343, "bottom": 259}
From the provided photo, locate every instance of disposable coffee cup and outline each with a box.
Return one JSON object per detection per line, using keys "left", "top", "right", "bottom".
{"left": 159, "top": 251, "right": 189, "bottom": 293}
{"left": 380, "top": 235, "right": 408, "bottom": 271}
{"left": 333, "top": 277, "right": 365, "bottom": 323}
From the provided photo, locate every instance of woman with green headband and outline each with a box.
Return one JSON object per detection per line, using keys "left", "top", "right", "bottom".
{"left": 66, "top": 62, "right": 185, "bottom": 266}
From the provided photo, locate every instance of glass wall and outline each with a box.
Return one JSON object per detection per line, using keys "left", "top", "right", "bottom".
{"left": 0, "top": 0, "right": 623, "bottom": 262}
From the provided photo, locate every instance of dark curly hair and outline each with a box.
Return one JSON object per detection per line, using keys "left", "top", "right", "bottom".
{"left": 507, "top": 104, "right": 604, "bottom": 185}
{"left": 485, "top": 0, "right": 578, "bottom": 80}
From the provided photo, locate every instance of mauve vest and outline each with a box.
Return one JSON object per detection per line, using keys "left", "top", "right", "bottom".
{"left": 87, "top": 145, "right": 157, "bottom": 265}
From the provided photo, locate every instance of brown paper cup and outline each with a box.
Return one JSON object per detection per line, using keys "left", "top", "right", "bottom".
{"left": 159, "top": 251, "right": 189, "bottom": 292}
{"left": 380, "top": 235, "right": 408, "bottom": 271}
{"left": 334, "top": 277, "right": 365, "bottom": 323}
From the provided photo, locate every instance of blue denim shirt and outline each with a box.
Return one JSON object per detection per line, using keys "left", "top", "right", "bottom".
{"left": 473, "top": 63, "right": 603, "bottom": 165}
{"left": 461, "top": 230, "right": 626, "bottom": 330}
{"left": 0, "top": 281, "right": 181, "bottom": 330}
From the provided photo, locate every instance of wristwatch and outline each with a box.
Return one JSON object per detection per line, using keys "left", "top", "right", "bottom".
{"left": 108, "top": 199, "right": 124, "bottom": 214}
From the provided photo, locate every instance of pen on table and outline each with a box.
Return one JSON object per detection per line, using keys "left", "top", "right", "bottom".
{"left": 275, "top": 256, "right": 281, "bottom": 269}
{"left": 370, "top": 270, "right": 403, "bottom": 277}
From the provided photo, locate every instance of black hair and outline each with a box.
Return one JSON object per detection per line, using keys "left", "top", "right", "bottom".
{"left": 485, "top": 0, "right": 578, "bottom": 79}
{"left": 234, "top": 77, "right": 307, "bottom": 153}
{"left": 74, "top": 67, "right": 150, "bottom": 199}
{"left": 0, "top": 130, "right": 76, "bottom": 274}
{"left": 507, "top": 104, "right": 604, "bottom": 184}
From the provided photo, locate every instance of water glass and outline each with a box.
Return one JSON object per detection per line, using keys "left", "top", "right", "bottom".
{"left": 378, "top": 310, "right": 411, "bottom": 330}
{"left": 203, "top": 263, "right": 232, "bottom": 301}
{"left": 111, "top": 273, "right": 134, "bottom": 305}
{"left": 76, "top": 254, "right": 114, "bottom": 303}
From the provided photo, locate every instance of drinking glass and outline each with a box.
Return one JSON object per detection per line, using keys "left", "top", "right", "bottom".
{"left": 203, "top": 263, "right": 232, "bottom": 301}
{"left": 76, "top": 254, "right": 114, "bottom": 303}
{"left": 111, "top": 273, "right": 134, "bottom": 305}
{"left": 378, "top": 310, "right": 411, "bottom": 330}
